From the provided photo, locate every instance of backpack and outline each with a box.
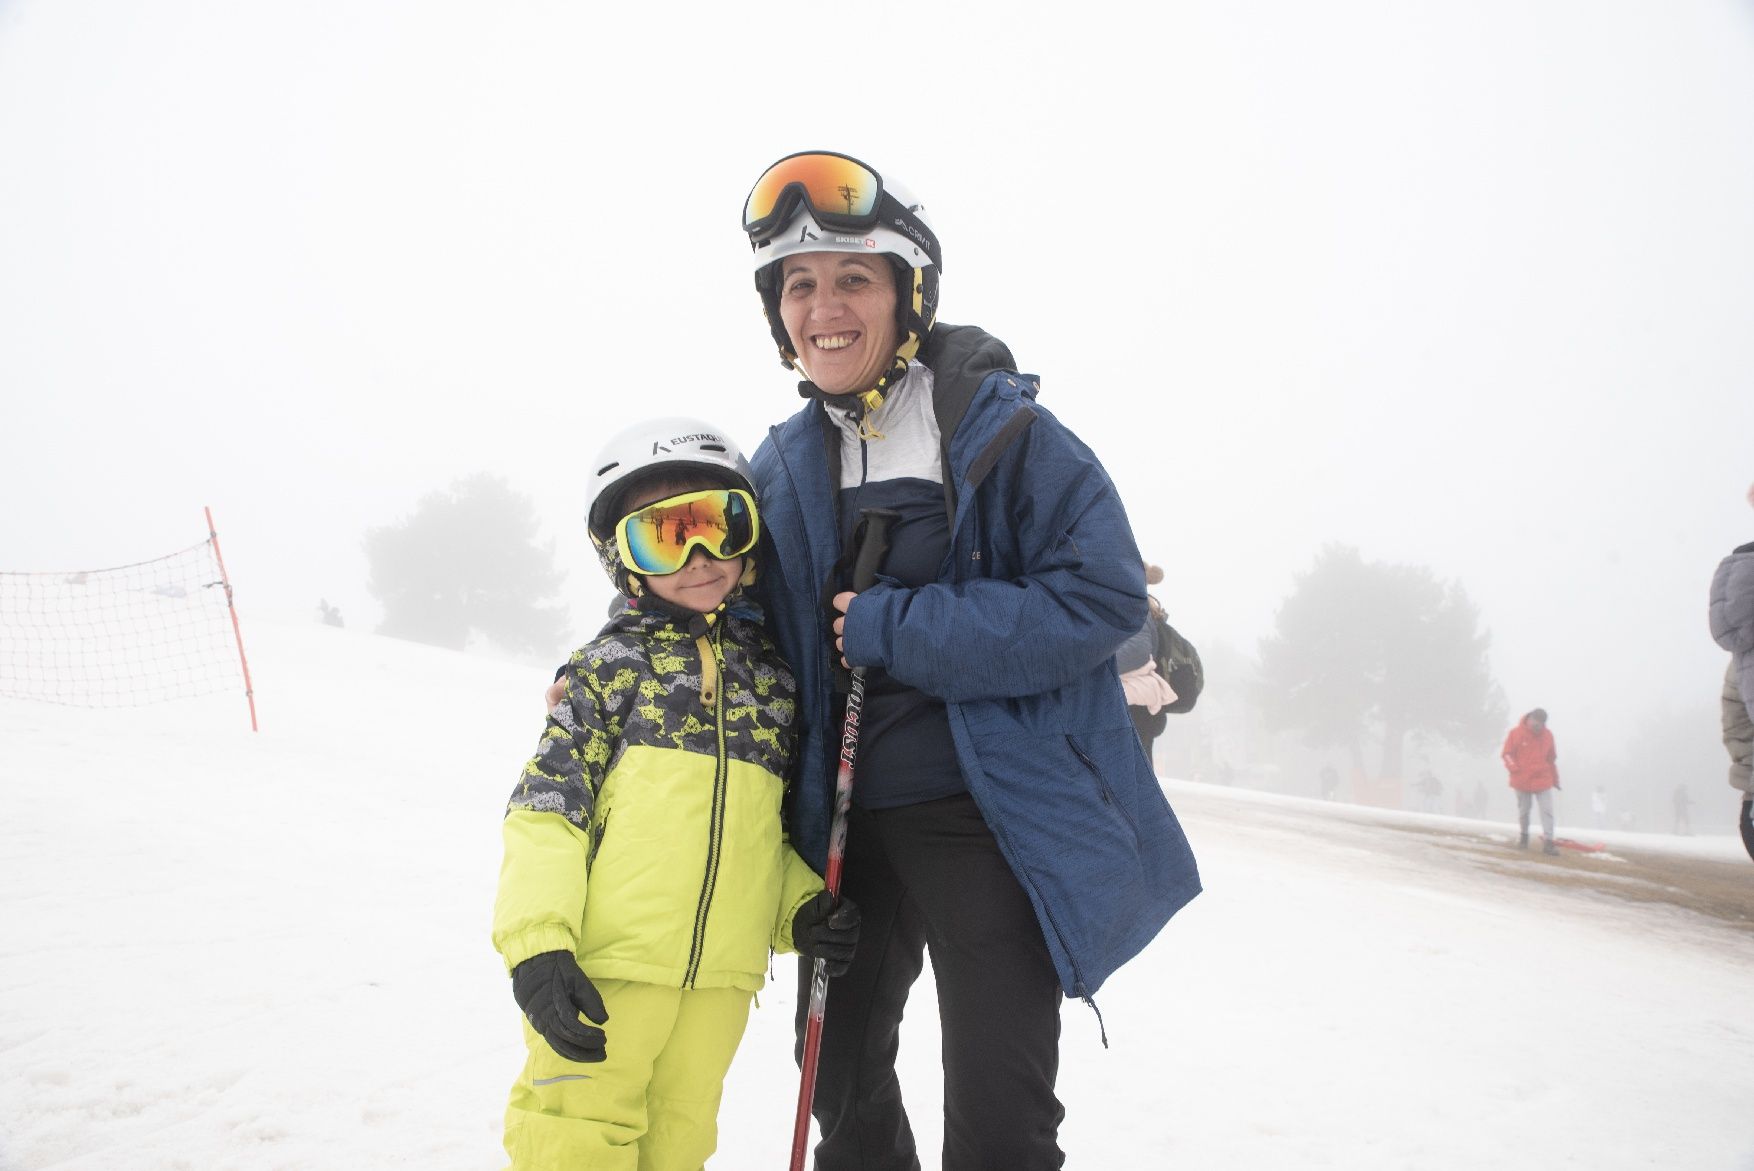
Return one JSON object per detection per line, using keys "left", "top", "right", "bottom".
{"left": 1153, "top": 615, "right": 1204, "bottom": 714}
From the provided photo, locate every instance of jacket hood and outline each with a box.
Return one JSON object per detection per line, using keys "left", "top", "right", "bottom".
{"left": 922, "top": 321, "right": 1017, "bottom": 381}
{"left": 921, "top": 322, "right": 1019, "bottom": 418}
{"left": 1710, "top": 547, "right": 1754, "bottom": 655}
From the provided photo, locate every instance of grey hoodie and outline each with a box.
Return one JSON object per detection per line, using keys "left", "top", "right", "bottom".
{"left": 1709, "top": 542, "right": 1754, "bottom": 794}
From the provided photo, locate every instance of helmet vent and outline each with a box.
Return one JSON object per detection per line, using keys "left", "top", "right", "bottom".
{"left": 596, "top": 461, "right": 619, "bottom": 476}
{"left": 700, "top": 444, "right": 727, "bottom": 453}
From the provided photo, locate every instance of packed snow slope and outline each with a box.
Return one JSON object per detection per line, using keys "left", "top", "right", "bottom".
{"left": 3, "top": 620, "right": 1751, "bottom": 1170}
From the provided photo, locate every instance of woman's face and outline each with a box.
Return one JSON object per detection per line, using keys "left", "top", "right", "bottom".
{"left": 777, "top": 252, "right": 901, "bottom": 396}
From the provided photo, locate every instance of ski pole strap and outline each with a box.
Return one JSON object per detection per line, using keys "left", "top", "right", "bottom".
{"left": 849, "top": 508, "right": 900, "bottom": 592}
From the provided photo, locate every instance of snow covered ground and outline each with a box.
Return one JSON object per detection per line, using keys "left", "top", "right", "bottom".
{"left": 3, "top": 620, "right": 1751, "bottom": 1170}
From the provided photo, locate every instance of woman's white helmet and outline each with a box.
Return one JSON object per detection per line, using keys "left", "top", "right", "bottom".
{"left": 744, "top": 153, "right": 942, "bottom": 386}
{"left": 584, "top": 416, "right": 757, "bottom": 596}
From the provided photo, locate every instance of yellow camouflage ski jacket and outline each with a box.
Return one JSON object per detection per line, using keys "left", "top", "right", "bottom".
{"left": 492, "top": 601, "right": 822, "bottom": 992}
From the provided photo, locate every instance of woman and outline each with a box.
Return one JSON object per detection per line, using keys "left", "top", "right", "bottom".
{"left": 741, "top": 150, "right": 1202, "bottom": 1170}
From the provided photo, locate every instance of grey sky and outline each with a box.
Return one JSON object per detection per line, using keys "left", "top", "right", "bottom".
{"left": 3, "top": 1, "right": 1751, "bottom": 761}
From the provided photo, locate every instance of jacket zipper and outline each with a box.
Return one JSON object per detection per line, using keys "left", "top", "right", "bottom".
{"left": 1068, "top": 736, "right": 1116, "bottom": 806}
{"left": 588, "top": 807, "right": 611, "bottom": 873}
{"left": 684, "top": 622, "right": 729, "bottom": 988}
{"left": 767, "top": 421, "right": 837, "bottom": 871}
{"left": 977, "top": 802, "right": 1106, "bottom": 1042}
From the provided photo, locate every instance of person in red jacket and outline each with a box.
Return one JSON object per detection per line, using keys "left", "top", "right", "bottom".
{"left": 1502, "top": 708, "right": 1560, "bottom": 854}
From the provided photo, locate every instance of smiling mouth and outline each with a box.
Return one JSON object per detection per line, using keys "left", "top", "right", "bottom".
{"left": 813, "top": 333, "right": 858, "bottom": 351}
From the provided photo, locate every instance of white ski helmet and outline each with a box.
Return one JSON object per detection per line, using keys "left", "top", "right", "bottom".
{"left": 584, "top": 416, "right": 758, "bottom": 597}
{"left": 743, "top": 151, "right": 942, "bottom": 400}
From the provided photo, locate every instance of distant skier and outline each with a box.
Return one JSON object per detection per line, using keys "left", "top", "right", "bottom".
{"left": 1415, "top": 767, "right": 1443, "bottom": 814}
{"left": 1469, "top": 779, "right": 1490, "bottom": 819}
{"left": 1502, "top": 708, "right": 1560, "bottom": 855}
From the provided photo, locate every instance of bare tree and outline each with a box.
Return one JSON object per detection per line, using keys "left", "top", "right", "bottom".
{"left": 1256, "top": 544, "right": 1505, "bottom": 781}
{"left": 365, "top": 473, "right": 568, "bottom": 657}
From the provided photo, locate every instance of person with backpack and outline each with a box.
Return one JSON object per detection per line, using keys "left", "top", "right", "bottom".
{"left": 1116, "top": 608, "right": 1177, "bottom": 757}
{"left": 1117, "top": 562, "right": 1204, "bottom": 763}
{"left": 741, "top": 150, "right": 1202, "bottom": 1169}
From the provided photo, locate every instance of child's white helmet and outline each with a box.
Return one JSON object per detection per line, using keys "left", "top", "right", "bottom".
{"left": 584, "top": 417, "right": 757, "bottom": 597}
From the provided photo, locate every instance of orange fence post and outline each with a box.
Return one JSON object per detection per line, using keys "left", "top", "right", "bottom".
{"left": 205, "top": 507, "right": 258, "bottom": 732}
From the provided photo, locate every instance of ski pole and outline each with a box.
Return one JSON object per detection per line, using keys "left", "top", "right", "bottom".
{"left": 789, "top": 507, "right": 899, "bottom": 1171}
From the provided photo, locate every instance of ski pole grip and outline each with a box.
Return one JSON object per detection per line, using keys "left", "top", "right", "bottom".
{"left": 850, "top": 508, "right": 900, "bottom": 593}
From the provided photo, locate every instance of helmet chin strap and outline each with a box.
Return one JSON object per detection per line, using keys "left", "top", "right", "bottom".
{"left": 853, "top": 389, "right": 887, "bottom": 441}
{"left": 853, "top": 327, "right": 923, "bottom": 438}
{"left": 837, "top": 320, "right": 923, "bottom": 438}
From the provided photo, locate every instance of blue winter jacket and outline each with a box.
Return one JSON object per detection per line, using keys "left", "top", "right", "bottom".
{"left": 750, "top": 324, "right": 1201, "bottom": 1000}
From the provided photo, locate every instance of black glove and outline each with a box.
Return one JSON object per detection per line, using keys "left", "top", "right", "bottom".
{"left": 1740, "top": 798, "right": 1753, "bottom": 863}
{"left": 511, "top": 950, "right": 609, "bottom": 1063}
{"left": 792, "top": 891, "right": 861, "bottom": 978}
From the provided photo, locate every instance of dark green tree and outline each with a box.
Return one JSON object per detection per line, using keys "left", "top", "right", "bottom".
{"left": 1256, "top": 544, "right": 1505, "bottom": 781}
{"left": 365, "top": 473, "right": 568, "bottom": 656}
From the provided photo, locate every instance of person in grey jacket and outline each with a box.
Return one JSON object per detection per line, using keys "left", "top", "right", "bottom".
{"left": 1708, "top": 481, "right": 1754, "bottom": 862}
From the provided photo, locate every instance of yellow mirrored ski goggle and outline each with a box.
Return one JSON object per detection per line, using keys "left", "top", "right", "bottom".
{"left": 743, "top": 150, "right": 885, "bottom": 242}
{"left": 614, "top": 488, "right": 759, "bottom": 576}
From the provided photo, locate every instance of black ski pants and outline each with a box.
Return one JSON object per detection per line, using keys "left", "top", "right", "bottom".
{"left": 795, "top": 792, "right": 1065, "bottom": 1171}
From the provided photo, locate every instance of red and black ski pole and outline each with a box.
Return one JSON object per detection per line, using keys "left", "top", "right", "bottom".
{"left": 790, "top": 507, "right": 898, "bottom": 1171}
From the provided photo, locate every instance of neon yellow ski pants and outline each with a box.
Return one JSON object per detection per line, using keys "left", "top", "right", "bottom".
{"left": 503, "top": 979, "right": 754, "bottom": 1170}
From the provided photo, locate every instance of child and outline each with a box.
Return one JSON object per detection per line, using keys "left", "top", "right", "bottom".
{"left": 491, "top": 416, "right": 859, "bottom": 1169}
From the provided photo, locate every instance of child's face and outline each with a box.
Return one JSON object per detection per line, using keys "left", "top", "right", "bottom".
{"left": 642, "top": 548, "right": 744, "bottom": 613}
{"left": 622, "top": 481, "right": 746, "bottom": 614}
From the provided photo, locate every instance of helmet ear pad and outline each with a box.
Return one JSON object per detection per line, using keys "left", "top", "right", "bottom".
{"left": 754, "top": 261, "right": 796, "bottom": 369}
{"left": 885, "top": 255, "right": 914, "bottom": 340}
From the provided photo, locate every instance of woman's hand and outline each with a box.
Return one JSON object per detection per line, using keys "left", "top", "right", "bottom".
{"left": 832, "top": 590, "right": 856, "bottom": 668}
{"left": 544, "top": 678, "right": 567, "bottom": 709}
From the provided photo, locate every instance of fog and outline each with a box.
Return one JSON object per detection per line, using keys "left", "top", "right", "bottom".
{"left": 3, "top": 2, "right": 1752, "bottom": 799}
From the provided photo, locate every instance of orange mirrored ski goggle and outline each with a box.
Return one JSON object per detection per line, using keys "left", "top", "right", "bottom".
{"left": 742, "top": 150, "right": 887, "bottom": 243}
{"left": 615, "top": 488, "right": 759, "bottom": 576}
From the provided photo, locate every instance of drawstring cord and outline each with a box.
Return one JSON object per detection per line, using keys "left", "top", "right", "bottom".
{"left": 855, "top": 388, "right": 886, "bottom": 440}
{"left": 1083, "top": 995, "right": 1109, "bottom": 1048}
